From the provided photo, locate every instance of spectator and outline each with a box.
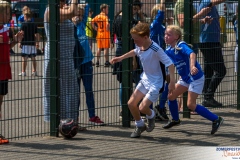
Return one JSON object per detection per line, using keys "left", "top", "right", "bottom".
{"left": 0, "top": 0, "right": 23, "bottom": 144}
{"left": 85, "top": 8, "right": 94, "bottom": 50}
{"left": 234, "top": 6, "right": 238, "bottom": 73}
{"left": 199, "top": 0, "right": 227, "bottom": 107}
{"left": 17, "top": 6, "right": 34, "bottom": 24}
{"left": 91, "top": 4, "right": 111, "bottom": 67}
{"left": 174, "top": 0, "right": 211, "bottom": 54}
{"left": 110, "top": 23, "right": 175, "bottom": 138}
{"left": 132, "top": 0, "right": 147, "bottom": 23}
{"left": 149, "top": 0, "right": 171, "bottom": 121}
{"left": 163, "top": 25, "right": 224, "bottom": 135}
{"left": 72, "top": 3, "right": 104, "bottom": 126}
{"left": 111, "top": 10, "right": 123, "bottom": 119}
{"left": 43, "top": 0, "right": 79, "bottom": 122}
{"left": 132, "top": 0, "right": 146, "bottom": 85}
{"left": 18, "top": 9, "right": 40, "bottom": 76}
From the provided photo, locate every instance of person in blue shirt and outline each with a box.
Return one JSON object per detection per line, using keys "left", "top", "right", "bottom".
{"left": 149, "top": 0, "right": 169, "bottom": 121}
{"left": 72, "top": 3, "right": 105, "bottom": 126}
{"left": 198, "top": 0, "right": 226, "bottom": 107}
{"left": 163, "top": 25, "right": 224, "bottom": 135}
{"left": 17, "top": 6, "right": 34, "bottom": 24}
{"left": 234, "top": 6, "right": 238, "bottom": 73}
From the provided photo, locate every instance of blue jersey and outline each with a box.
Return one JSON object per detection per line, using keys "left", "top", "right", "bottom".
{"left": 76, "top": 4, "right": 93, "bottom": 64}
{"left": 150, "top": 10, "right": 165, "bottom": 49}
{"left": 165, "top": 41, "right": 204, "bottom": 84}
{"left": 18, "top": 14, "right": 34, "bottom": 23}
{"left": 199, "top": 0, "right": 220, "bottom": 42}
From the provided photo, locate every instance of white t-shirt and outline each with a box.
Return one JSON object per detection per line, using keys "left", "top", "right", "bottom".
{"left": 134, "top": 41, "right": 173, "bottom": 92}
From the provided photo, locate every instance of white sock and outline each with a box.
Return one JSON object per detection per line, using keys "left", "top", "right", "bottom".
{"left": 146, "top": 109, "right": 155, "bottom": 119}
{"left": 135, "top": 119, "right": 144, "bottom": 127}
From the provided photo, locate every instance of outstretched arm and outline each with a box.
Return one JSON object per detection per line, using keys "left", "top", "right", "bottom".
{"left": 110, "top": 50, "right": 136, "bottom": 64}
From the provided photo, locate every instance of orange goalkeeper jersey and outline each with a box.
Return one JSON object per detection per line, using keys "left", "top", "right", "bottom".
{"left": 92, "top": 13, "right": 110, "bottom": 39}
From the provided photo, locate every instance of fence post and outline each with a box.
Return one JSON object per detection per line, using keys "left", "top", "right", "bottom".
{"left": 237, "top": 4, "right": 240, "bottom": 110}
{"left": 182, "top": 0, "right": 193, "bottom": 118}
{"left": 121, "top": 0, "right": 133, "bottom": 127}
{"left": 49, "top": 0, "right": 60, "bottom": 136}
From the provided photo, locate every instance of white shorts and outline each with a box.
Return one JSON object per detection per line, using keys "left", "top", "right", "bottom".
{"left": 177, "top": 75, "right": 204, "bottom": 95}
{"left": 22, "top": 45, "right": 37, "bottom": 55}
{"left": 136, "top": 80, "right": 160, "bottom": 103}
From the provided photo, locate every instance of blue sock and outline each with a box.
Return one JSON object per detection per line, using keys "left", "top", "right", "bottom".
{"left": 119, "top": 83, "right": 122, "bottom": 107}
{"left": 168, "top": 99, "right": 179, "bottom": 121}
{"left": 195, "top": 104, "right": 218, "bottom": 121}
{"left": 159, "top": 83, "right": 169, "bottom": 109}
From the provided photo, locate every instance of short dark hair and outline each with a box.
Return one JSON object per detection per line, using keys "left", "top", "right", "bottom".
{"left": 133, "top": 0, "right": 142, "bottom": 8}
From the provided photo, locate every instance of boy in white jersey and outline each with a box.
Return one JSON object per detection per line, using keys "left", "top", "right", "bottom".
{"left": 110, "top": 23, "right": 175, "bottom": 138}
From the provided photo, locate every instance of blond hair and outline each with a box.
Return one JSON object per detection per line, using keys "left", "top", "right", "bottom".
{"left": 167, "top": 25, "right": 192, "bottom": 50}
{"left": 150, "top": 4, "right": 163, "bottom": 22}
{"left": 0, "top": 1, "right": 10, "bottom": 14}
{"left": 130, "top": 22, "right": 150, "bottom": 37}
{"left": 23, "top": 9, "right": 32, "bottom": 18}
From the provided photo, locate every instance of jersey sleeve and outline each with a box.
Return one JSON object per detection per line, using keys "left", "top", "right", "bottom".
{"left": 157, "top": 48, "right": 173, "bottom": 67}
{"left": 179, "top": 43, "right": 194, "bottom": 56}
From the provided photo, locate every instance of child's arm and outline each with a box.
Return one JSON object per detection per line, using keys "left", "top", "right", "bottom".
{"left": 10, "top": 31, "right": 23, "bottom": 48}
{"left": 189, "top": 52, "right": 198, "bottom": 75}
{"left": 35, "top": 33, "right": 40, "bottom": 49}
{"left": 110, "top": 50, "right": 135, "bottom": 64}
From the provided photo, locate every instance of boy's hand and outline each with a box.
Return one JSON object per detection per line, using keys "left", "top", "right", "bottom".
{"left": 14, "top": 31, "right": 24, "bottom": 42}
{"left": 110, "top": 57, "right": 121, "bottom": 64}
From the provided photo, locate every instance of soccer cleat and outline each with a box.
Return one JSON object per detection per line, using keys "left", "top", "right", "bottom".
{"left": 96, "top": 61, "right": 100, "bottom": 67}
{"left": 89, "top": 116, "right": 105, "bottom": 126}
{"left": 119, "top": 111, "right": 122, "bottom": 120}
{"left": 18, "top": 72, "right": 26, "bottom": 76}
{"left": 32, "top": 71, "right": 38, "bottom": 76}
{"left": 162, "top": 119, "right": 181, "bottom": 129}
{"left": 0, "top": 134, "right": 9, "bottom": 144}
{"left": 104, "top": 61, "right": 111, "bottom": 67}
{"left": 130, "top": 124, "right": 146, "bottom": 138}
{"left": 146, "top": 116, "right": 155, "bottom": 132}
{"left": 211, "top": 116, "right": 224, "bottom": 135}
{"left": 202, "top": 98, "right": 222, "bottom": 107}
{"left": 154, "top": 106, "right": 169, "bottom": 121}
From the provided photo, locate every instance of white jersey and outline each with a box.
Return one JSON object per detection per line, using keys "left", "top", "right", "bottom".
{"left": 134, "top": 41, "right": 173, "bottom": 92}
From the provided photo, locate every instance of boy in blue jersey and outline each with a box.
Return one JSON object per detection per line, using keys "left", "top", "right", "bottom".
{"left": 149, "top": 0, "right": 171, "bottom": 121}
{"left": 234, "top": 6, "right": 238, "bottom": 73}
{"left": 163, "top": 25, "right": 224, "bottom": 134}
{"left": 199, "top": 0, "right": 226, "bottom": 107}
{"left": 110, "top": 23, "right": 175, "bottom": 138}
